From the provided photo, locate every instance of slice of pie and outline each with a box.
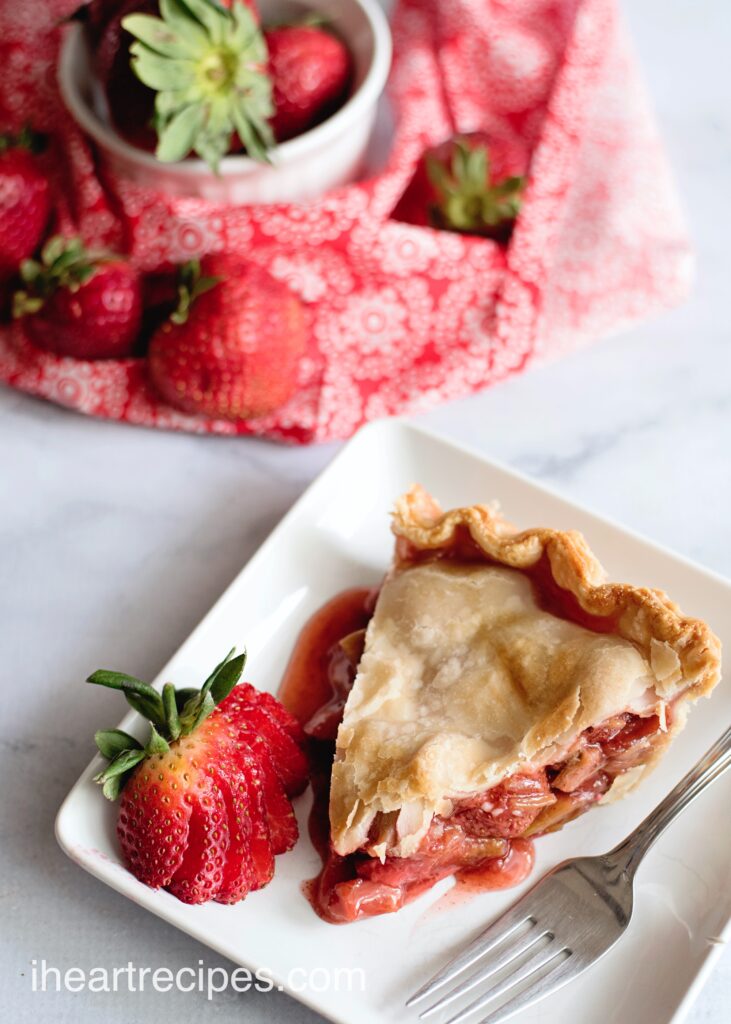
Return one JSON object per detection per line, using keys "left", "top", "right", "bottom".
{"left": 317, "top": 487, "right": 721, "bottom": 921}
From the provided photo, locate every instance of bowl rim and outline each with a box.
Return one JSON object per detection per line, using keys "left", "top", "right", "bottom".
{"left": 58, "top": 0, "right": 392, "bottom": 179}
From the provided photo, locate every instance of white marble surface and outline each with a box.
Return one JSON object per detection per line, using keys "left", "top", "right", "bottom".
{"left": 2, "top": 0, "right": 730, "bottom": 1021}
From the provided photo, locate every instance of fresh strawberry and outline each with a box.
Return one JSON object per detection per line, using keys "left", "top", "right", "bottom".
{"left": 208, "top": 760, "right": 256, "bottom": 903}
{"left": 148, "top": 254, "right": 306, "bottom": 421}
{"left": 166, "top": 774, "right": 230, "bottom": 904}
{"left": 393, "top": 131, "right": 529, "bottom": 241}
{"left": 120, "top": 0, "right": 272, "bottom": 168}
{"left": 248, "top": 747, "right": 299, "bottom": 855}
{"left": 235, "top": 680, "right": 308, "bottom": 747}
{"left": 88, "top": 648, "right": 309, "bottom": 905}
{"left": 80, "top": 0, "right": 259, "bottom": 156}
{"left": 0, "top": 128, "right": 51, "bottom": 277}
{"left": 220, "top": 686, "right": 310, "bottom": 796}
{"left": 13, "top": 236, "right": 142, "bottom": 359}
{"left": 116, "top": 739, "right": 194, "bottom": 887}
{"left": 266, "top": 25, "right": 352, "bottom": 142}
{"left": 220, "top": 685, "right": 301, "bottom": 853}
{"left": 233, "top": 749, "right": 276, "bottom": 890}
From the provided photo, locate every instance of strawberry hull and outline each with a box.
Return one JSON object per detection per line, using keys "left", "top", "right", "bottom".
{"left": 84, "top": 0, "right": 256, "bottom": 154}
{"left": 392, "top": 131, "right": 530, "bottom": 241}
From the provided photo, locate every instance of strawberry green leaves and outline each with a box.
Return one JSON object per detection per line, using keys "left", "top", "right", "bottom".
{"left": 426, "top": 141, "right": 526, "bottom": 235}
{"left": 147, "top": 724, "right": 171, "bottom": 755}
{"left": 94, "top": 747, "right": 147, "bottom": 800}
{"left": 13, "top": 236, "right": 97, "bottom": 318}
{"left": 208, "top": 650, "right": 247, "bottom": 704}
{"left": 156, "top": 104, "right": 207, "bottom": 163}
{"left": 88, "top": 647, "right": 247, "bottom": 799}
{"left": 87, "top": 669, "right": 167, "bottom": 729}
{"left": 120, "top": 13, "right": 201, "bottom": 59}
{"left": 177, "top": 648, "right": 246, "bottom": 733}
{"left": 122, "top": 0, "right": 274, "bottom": 170}
{"left": 94, "top": 728, "right": 143, "bottom": 760}
{"left": 163, "top": 683, "right": 181, "bottom": 740}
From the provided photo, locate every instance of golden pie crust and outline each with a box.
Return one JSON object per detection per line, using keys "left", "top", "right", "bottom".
{"left": 329, "top": 488, "right": 721, "bottom": 858}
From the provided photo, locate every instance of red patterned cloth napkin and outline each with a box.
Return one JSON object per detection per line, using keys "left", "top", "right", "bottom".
{"left": 0, "top": 0, "right": 691, "bottom": 442}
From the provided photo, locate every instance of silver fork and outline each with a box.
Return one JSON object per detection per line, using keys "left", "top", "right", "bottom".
{"left": 406, "top": 725, "right": 731, "bottom": 1024}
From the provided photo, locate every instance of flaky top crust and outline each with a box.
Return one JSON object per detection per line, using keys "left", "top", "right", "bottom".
{"left": 392, "top": 486, "right": 721, "bottom": 704}
{"left": 329, "top": 488, "right": 722, "bottom": 858}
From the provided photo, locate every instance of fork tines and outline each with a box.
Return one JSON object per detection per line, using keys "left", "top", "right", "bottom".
{"left": 406, "top": 907, "right": 575, "bottom": 1024}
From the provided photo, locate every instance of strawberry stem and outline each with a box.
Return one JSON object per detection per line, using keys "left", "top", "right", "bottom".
{"left": 94, "top": 728, "right": 143, "bottom": 760}
{"left": 171, "top": 259, "right": 222, "bottom": 325}
{"left": 426, "top": 140, "right": 526, "bottom": 237}
{"left": 13, "top": 236, "right": 100, "bottom": 319}
{"left": 147, "top": 724, "right": 170, "bottom": 755}
{"left": 163, "top": 682, "right": 181, "bottom": 740}
{"left": 88, "top": 647, "right": 248, "bottom": 800}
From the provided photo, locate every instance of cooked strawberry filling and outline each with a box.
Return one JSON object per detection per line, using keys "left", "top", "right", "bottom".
{"left": 306, "top": 710, "right": 666, "bottom": 923}
{"left": 307, "top": 818, "right": 518, "bottom": 924}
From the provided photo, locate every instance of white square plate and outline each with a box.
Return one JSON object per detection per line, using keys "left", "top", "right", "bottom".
{"left": 56, "top": 420, "right": 731, "bottom": 1024}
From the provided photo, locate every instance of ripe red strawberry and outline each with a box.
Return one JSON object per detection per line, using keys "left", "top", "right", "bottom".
{"left": 89, "top": 647, "right": 310, "bottom": 905}
{"left": 236, "top": 751, "right": 277, "bottom": 889}
{"left": 266, "top": 25, "right": 352, "bottom": 142}
{"left": 235, "top": 680, "right": 308, "bottom": 747}
{"left": 0, "top": 129, "right": 51, "bottom": 277}
{"left": 148, "top": 254, "right": 306, "bottom": 421}
{"left": 248, "top": 746, "right": 299, "bottom": 855}
{"left": 393, "top": 131, "right": 530, "bottom": 242}
{"left": 165, "top": 773, "right": 230, "bottom": 903}
{"left": 13, "top": 236, "right": 142, "bottom": 359}
{"left": 219, "top": 685, "right": 310, "bottom": 796}
{"left": 209, "top": 760, "right": 256, "bottom": 902}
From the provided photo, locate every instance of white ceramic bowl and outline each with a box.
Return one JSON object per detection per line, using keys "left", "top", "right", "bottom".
{"left": 58, "top": 0, "right": 392, "bottom": 204}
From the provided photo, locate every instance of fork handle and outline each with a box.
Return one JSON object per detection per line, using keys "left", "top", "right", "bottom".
{"left": 609, "top": 724, "right": 731, "bottom": 878}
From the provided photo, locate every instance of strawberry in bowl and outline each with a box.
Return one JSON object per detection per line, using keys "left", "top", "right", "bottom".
{"left": 89, "top": 648, "right": 309, "bottom": 904}
{"left": 60, "top": 0, "right": 391, "bottom": 203}
{"left": 266, "top": 22, "right": 353, "bottom": 143}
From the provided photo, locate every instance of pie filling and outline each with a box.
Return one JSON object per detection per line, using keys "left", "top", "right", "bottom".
{"left": 279, "top": 584, "right": 672, "bottom": 925}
